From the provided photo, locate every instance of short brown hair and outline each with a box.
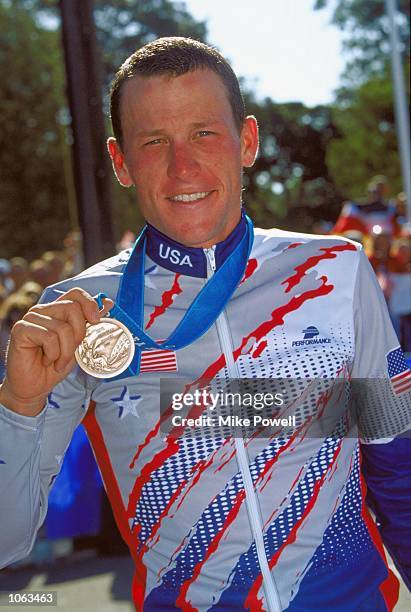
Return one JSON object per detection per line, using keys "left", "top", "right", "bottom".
{"left": 109, "top": 37, "right": 245, "bottom": 147}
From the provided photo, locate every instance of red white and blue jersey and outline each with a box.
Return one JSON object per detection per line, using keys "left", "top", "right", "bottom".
{"left": 1, "top": 221, "right": 410, "bottom": 611}
{"left": 332, "top": 200, "right": 399, "bottom": 237}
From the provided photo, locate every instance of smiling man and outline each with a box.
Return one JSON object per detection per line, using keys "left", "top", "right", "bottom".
{"left": 0, "top": 38, "right": 410, "bottom": 611}
{"left": 108, "top": 67, "right": 257, "bottom": 248}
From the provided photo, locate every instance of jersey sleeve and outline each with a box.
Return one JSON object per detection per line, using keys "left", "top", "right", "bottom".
{"left": 351, "top": 249, "right": 411, "bottom": 589}
{"left": 0, "top": 286, "right": 93, "bottom": 569}
{"left": 361, "top": 437, "right": 411, "bottom": 589}
{"left": 351, "top": 248, "right": 411, "bottom": 439}
{"left": 0, "top": 371, "right": 89, "bottom": 568}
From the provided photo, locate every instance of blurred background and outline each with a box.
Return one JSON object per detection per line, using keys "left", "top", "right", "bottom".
{"left": 0, "top": 0, "right": 410, "bottom": 609}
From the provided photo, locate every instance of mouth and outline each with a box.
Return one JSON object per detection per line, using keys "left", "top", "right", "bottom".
{"left": 167, "top": 190, "right": 213, "bottom": 203}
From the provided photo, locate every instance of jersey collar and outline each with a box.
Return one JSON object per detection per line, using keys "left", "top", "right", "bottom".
{"left": 145, "top": 212, "right": 247, "bottom": 278}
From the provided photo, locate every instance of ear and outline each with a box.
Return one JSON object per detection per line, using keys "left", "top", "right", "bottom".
{"left": 240, "top": 115, "right": 259, "bottom": 168}
{"left": 107, "top": 137, "right": 134, "bottom": 187}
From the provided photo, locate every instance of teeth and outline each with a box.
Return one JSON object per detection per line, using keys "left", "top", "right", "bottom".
{"left": 170, "top": 191, "right": 210, "bottom": 202}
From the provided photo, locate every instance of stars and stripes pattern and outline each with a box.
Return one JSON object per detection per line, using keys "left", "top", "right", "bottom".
{"left": 111, "top": 386, "right": 142, "bottom": 419}
{"left": 386, "top": 347, "right": 411, "bottom": 395}
{"left": 140, "top": 348, "right": 178, "bottom": 373}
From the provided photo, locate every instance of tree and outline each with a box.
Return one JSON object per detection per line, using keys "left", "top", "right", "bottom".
{"left": 0, "top": 0, "right": 208, "bottom": 258}
{"left": 11, "top": 0, "right": 207, "bottom": 89}
{"left": 314, "top": 0, "right": 410, "bottom": 203}
{"left": 1, "top": 0, "right": 346, "bottom": 254}
{"left": 243, "top": 94, "right": 342, "bottom": 231}
{"left": 314, "top": 0, "right": 410, "bottom": 85}
{"left": 326, "top": 68, "right": 406, "bottom": 199}
{"left": 0, "top": 2, "right": 72, "bottom": 260}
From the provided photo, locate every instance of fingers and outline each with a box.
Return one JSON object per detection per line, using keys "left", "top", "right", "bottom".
{"left": 12, "top": 320, "right": 62, "bottom": 368}
{"left": 27, "top": 306, "right": 86, "bottom": 345}
{"left": 54, "top": 287, "right": 111, "bottom": 323}
{"left": 10, "top": 288, "right": 115, "bottom": 373}
{"left": 22, "top": 312, "right": 80, "bottom": 372}
{"left": 31, "top": 288, "right": 113, "bottom": 324}
{"left": 100, "top": 297, "right": 114, "bottom": 315}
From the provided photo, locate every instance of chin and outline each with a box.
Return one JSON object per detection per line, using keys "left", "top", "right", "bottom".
{"left": 175, "top": 232, "right": 210, "bottom": 248}
{"left": 162, "top": 221, "right": 217, "bottom": 247}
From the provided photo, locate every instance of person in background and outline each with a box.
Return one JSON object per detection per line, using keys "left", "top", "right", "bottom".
{"left": 8, "top": 257, "right": 29, "bottom": 293}
{"left": 367, "top": 228, "right": 396, "bottom": 302}
{"left": 389, "top": 235, "right": 411, "bottom": 351}
{"left": 332, "top": 175, "right": 400, "bottom": 238}
{"left": 0, "top": 292, "right": 38, "bottom": 381}
{"left": 116, "top": 230, "right": 137, "bottom": 253}
{"left": 19, "top": 281, "right": 44, "bottom": 305}
{"left": 0, "top": 260, "right": 12, "bottom": 295}
{"left": 395, "top": 191, "right": 407, "bottom": 227}
{"left": 0, "top": 285, "right": 7, "bottom": 311}
{"left": 28, "top": 259, "right": 53, "bottom": 289}
{"left": 42, "top": 251, "right": 67, "bottom": 286}
{"left": 0, "top": 37, "right": 409, "bottom": 611}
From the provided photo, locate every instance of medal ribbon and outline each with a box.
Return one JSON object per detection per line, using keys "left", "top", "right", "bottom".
{"left": 96, "top": 213, "right": 254, "bottom": 378}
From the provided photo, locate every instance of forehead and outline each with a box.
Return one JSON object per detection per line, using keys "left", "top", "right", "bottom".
{"left": 119, "top": 68, "right": 235, "bottom": 133}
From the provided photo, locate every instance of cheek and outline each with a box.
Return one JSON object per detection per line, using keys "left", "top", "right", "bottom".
{"left": 125, "top": 150, "right": 161, "bottom": 185}
{"left": 200, "top": 140, "right": 242, "bottom": 174}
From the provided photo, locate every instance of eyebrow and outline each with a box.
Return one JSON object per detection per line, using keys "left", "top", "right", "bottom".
{"left": 134, "top": 129, "right": 165, "bottom": 139}
{"left": 134, "top": 120, "right": 221, "bottom": 139}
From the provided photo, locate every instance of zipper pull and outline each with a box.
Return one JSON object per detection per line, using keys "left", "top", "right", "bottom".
{"left": 204, "top": 246, "right": 217, "bottom": 273}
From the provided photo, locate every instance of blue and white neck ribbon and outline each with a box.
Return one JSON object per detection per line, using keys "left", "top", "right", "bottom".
{"left": 96, "top": 212, "right": 254, "bottom": 379}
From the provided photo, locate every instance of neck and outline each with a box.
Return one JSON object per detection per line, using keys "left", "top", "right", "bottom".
{"left": 145, "top": 212, "right": 248, "bottom": 278}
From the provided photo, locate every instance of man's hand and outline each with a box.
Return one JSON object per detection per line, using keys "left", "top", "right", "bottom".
{"left": 0, "top": 288, "right": 113, "bottom": 417}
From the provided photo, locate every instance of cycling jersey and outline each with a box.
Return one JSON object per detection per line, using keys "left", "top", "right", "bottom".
{"left": 332, "top": 200, "right": 399, "bottom": 237}
{"left": 1, "top": 220, "right": 410, "bottom": 611}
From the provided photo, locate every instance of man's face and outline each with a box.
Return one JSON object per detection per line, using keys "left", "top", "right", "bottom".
{"left": 108, "top": 69, "right": 258, "bottom": 247}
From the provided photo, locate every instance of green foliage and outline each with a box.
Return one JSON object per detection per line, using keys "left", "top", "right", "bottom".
{"left": 0, "top": 2, "right": 72, "bottom": 259}
{"left": 326, "top": 68, "right": 407, "bottom": 199}
{"left": 8, "top": 0, "right": 207, "bottom": 88}
{"left": 93, "top": 0, "right": 207, "bottom": 89}
{"left": 2, "top": 0, "right": 343, "bottom": 256}
{"left": 0, "top": 0, "right": 207, "bottom": 259}
{"left": 314, "top": 0, "right": 410, "bottom": 84}
{"left": 243, "top": 95, "right": 341, "bottom": 231}
{"left": 314, "top": 1, "right": 409, "bottom": 204}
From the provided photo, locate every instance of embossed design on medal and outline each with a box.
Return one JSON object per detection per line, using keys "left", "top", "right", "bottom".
{"left": 75, "top": 318, "right": 135, "bottom": 378}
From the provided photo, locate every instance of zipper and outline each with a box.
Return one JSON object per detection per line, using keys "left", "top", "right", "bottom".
{"left": 204, "top": 248, "right": 282, "bottom": 612}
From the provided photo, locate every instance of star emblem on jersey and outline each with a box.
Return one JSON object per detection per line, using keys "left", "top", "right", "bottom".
{"left": 111, "top": 386, "right": 143, "bottom": 419}
{"left": 47, "top": 393, "right": 61, "bottom": 409}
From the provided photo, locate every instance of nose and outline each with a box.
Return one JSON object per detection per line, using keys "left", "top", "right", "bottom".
{"left": 167, "top": 142, "right": 200, "bottom": 181}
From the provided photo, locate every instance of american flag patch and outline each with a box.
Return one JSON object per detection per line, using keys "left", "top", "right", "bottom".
{"left": 140, "top": 348, "right": 177, "bottom": 373}
{"left": 387, "top": 347, "right": 411, "bottom": 395}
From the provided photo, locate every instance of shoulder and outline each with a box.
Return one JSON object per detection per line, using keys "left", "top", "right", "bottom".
{"left": 39, "top": 249, "right": 132, "bottom": 305}
{"left": 247, "top": 228, "right": 365, "bottom": 289}
{"left": 252, "top": 226, "right": 362, "bottom": 256}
